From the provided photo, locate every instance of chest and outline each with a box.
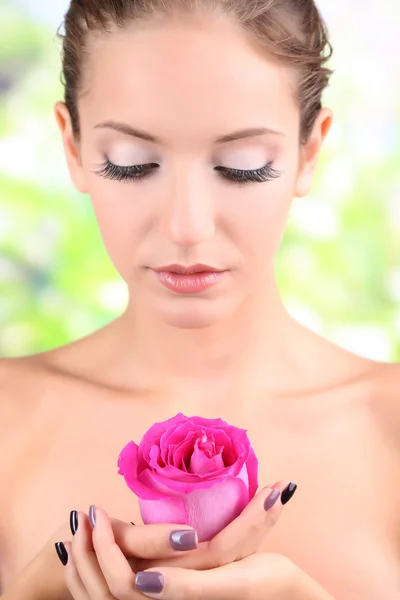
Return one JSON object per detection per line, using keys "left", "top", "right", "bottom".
{"left": 1, "top": 399, "right": 400, "bottom": 599}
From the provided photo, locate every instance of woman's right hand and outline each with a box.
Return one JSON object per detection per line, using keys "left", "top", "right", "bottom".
{"left": 60, "top": 480, "right": 294, "bottom": 599}
{"left": 1, "top": 521, "right": 74, "bottom": 600}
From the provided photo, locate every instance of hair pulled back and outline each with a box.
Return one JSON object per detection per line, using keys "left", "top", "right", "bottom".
{"left": 58, "top": 0, "right": 334, "bottom": 144}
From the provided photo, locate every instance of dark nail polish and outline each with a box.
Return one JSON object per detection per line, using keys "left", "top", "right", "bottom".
{"left": 70, "top": 510, "right": 78, "bottom": 535}
{"left": 169, "top": 529, "right": 198, "bottom": 551}
{"left": 89, "top": 505, "right": 96, "bottom": 529}
{"left": 264, "top": 489, "right": 281, "bottom": 511}
{"left": 130, "top": 522, "right": 136, "bottom": 526}
{"left": 135, "top": 572, "right": 164, "bottom": 594}
{"left": 281, "top": 482, "right": 297, "bottom": 505}
{"left": 55, "top": 542, "right": 68, "bottom": 566}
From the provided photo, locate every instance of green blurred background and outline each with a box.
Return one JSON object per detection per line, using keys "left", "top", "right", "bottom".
{"left": 0, "top": 0, "right": 399, "bottom": 361}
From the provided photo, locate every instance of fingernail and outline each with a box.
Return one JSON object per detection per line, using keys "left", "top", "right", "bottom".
{"left": 70, "top": 510, "right": 78, "bottom": 535}
{"left": 281, "top": 482, "right": 297, "bottom": 505}
{"left": 135, "top": 571, "right": 164, "bottom": 594}
{"left": 55, "top": 542, "right": 68, "bottom": 566}
{"left": 130, "top": 521, "right": 136, "bottom": 526}
{"left": 264, "top": 488, "right": 281, "bottom": 511}
{"left": 89, "top": 505, "right": 96, "bottom": 529}
{"left": 169, "top": 529, "right": 198, "bottom": 551}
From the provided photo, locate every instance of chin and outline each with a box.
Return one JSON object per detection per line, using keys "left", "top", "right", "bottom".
{"left": 155, "top": 297, "right": 234, "bottom": 329}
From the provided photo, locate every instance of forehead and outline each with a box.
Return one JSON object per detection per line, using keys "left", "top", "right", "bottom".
{"left": 80, "top": 18, "right": 298, "bottom": 143}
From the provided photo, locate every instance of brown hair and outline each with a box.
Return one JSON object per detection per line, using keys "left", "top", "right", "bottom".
{"left": 57, "top": 0, "right": 334, "bottom": 144}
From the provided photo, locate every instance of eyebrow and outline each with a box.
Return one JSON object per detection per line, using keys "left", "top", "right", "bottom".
{"left": 94, "top": 120, "right": 285, "bottom": 144}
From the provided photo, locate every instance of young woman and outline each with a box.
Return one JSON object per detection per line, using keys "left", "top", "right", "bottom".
{"left": 1, "top": 0, "right": 399, "bottom": 598}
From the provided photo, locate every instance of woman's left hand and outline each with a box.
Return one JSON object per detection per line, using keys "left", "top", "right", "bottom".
{"left": 60, "top": 480, "right": 334, "bottom": 599}
{"left": 133, "top": 552, "right": 335, "bottom": 600}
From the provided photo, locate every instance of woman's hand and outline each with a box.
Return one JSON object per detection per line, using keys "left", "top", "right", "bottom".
{"left": 133, "top": 553, "right": 335, "bottom": 600}
{"left": 1, "top": 521, "right": 74, "bottom": 600}
{"left": 135, "top": 479, "right": 295, "bottom": 573}
{"left": 58, "top": 481, "right": 303, "bottom": 599}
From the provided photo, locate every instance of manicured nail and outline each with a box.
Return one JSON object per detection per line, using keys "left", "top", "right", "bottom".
{"left": 169, "top": 529, "right": 198, "bottom": 551}
{"left": 70, "top": 510, "right": 78, "bottom": 535}
{"left": 89, "top": 505, "right": 96, "bottom": 529}
{"left": 264, "top": 489, "right": 281, "bottom": 511}
{"left": 55, "top": 542, "right": 68, "bottom": 566}
{"left": 281, "top": 482, "right": 297, "bottom": 505}
{"left": 135, "top": 571, "right": 164, "bottom": 594}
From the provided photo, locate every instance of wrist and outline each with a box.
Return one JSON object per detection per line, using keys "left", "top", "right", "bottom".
{"left": 292, "top": 568, "right": 335, "bottom": 600}
{"left": 2, "top": 542, "right": 71, "bottom": 600}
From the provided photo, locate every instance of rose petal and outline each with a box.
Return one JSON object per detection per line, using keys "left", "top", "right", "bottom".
{"left": 172, "top": 431, "right": 198, "bottom": 469}
{"left": 162, "top": 421, "right": 201, "bottom": 456}
{"left": 198, "top": 435, "right": 216, "bottom": 457}
{"left": 159, "top": 426, "right": 180, "bottom": 462}
{"left": 236, "top": 461, "right": 249, "bottom": 488}
{"left": 210, "top": 430, "right": 236, "bottom": 464}
{"left": 117, "top": 441, "right": 139, "bottom": 477}
{"left": 118, "top": 414, "right": 258, "bottom": 526}
{"left": 187, "top": 418, "right": 249, "bottom": 448}
{"left": 182, "top": 475, "right": 249, "bottom": 541}
{"left": 169, "top": 427, "right": 235, "bottom": 472}
{"left": 118, "top": 442, "right": 172, "bottom": 500}
{"left": 151, "top": 450, "right": 247, "bottom": 483}
{"left": 188, "top": 439, "right": 224, "bottom": 474}
{"left": 245, "top": 446, "right": 259, "bottom": 499}
{"left": 140, "top": 466, "right": 228, "bottom": 494}
{"left": 139, "top": 496, "right": 188, "bottom": 527}
{"left": 148, "top": 445, "right": 163, "bottom": 469}
{"left": 161, "top": 420, "right": 206, "bottom": 464}
{"left": 199, "top": 427, "right": 239, "bottom": 465}
{"left": 140, "top": 413, "right": 187, "bottom": 463}
{"left": 185, "top": 416, "right": 230, "bottom": 429}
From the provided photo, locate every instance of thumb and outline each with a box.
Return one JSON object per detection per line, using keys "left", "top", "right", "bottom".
{"left": 134, "top": 555, "right": 274, "bottom": 600}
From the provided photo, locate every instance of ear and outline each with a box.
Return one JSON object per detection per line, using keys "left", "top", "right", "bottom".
{"left": 294, "top": 107, "right": 333, "bottom": 198}
{"left": 54, "top": 101, "right": 89, "bottom": 194}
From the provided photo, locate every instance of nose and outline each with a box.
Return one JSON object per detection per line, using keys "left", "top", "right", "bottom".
{"left": 158, "top": 177, "right": 215, "bottom": 247}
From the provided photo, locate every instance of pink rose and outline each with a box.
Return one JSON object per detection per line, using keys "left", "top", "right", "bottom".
{"left": 117, "top": 413, "right": 258, "bottom": 541}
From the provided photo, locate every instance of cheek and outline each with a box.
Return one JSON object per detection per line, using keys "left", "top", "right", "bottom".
{"left": 87, "top": 177, "right": 149, "bottom": 275}
{"left": 229, "top": 182, "right": 293, "bottom": 265}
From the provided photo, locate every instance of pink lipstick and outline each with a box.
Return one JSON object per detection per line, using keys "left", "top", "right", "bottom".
{"left": 152, "top": 264, "right": 226, "bottom": 294}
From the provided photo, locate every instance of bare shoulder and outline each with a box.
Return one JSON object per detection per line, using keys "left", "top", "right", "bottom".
{"left": 368, "top": 361, "right": 400, "bottom": 451}
{"left": 0, "top": 356, "right": 31, "bottom": 400}
{"left": 0, "top": 356, "right": 50, "bottom": 437}
{"left": 0, "top": 354, "right": 48, "bottom": 389}
{"left": 371, "top": 361, "right": 400, "bottom": 409}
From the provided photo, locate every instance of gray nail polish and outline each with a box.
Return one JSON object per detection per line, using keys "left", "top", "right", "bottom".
{"left": 264, "top": 489, "right": 281, "bottom": 511}
{"left": 89, "top": 505, "right": 96, "bottom": 529}
{"left": 136, "top": 572, "right": 164, "bottom": 594}
{"left": 169, "top": 529, "right": 198, "bottom": 551}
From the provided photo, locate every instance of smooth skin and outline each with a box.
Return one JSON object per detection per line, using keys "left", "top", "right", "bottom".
{"left": 62, "top": 485, "right": 333, "bottom": 600}
{"left": 1, "top": 11, "right": 400, "bottom": 600}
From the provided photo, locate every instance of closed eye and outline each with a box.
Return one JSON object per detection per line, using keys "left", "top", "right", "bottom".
{"left": 93, "top": 159, "right": 283, "bottom": 186}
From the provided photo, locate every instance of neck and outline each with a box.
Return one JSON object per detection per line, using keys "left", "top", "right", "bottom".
{"left": 108, "top": 272, "right": 308, "bottom": 399}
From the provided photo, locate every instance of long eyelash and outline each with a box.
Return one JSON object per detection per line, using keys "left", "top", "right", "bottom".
{"left": 215, "top": 163, "right": 283, "bottom": 187}
{"left": 93, "top": 159, "right": 283, "bottom": 185}
{"left": 93, "top": 161, "right": 158, "bottom": 182}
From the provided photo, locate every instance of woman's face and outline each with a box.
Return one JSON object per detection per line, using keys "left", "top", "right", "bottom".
{"left": 55, "top": 16, "right": 332, "bottom": 328}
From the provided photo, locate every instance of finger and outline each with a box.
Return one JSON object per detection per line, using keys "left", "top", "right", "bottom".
{"left": 207, "top": 483, "right": 287, "bottom": 563}
{"left": 134, "top": 553, "right": 291, "bottom": 600}
{"left": 137, "top": 481, "right": 293, "bottom": 572}
{"left": 91, "top": 505, "right": 149, "bottom": 599}
{"left": 63, "top": 541, "right": 90, "bottom": 600}
{"left": 109, "top": 512, "right": 199, "bottom": 558}
{"left": 70, "top": 511, "right": 115, "bottom": 599}
{"left": 271, "top": 479, "right": 298, "bottom": 504}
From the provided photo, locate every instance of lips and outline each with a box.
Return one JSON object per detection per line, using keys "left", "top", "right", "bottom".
{"left": 154, "top": 271, "right": 224, "bottom": 294}
{"left": 153, "top": 264, "right": 222, "bottom": 275}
